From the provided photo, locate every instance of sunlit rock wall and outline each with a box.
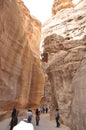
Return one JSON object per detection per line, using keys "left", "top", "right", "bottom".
{"left": 17, "top": 0, "right": 41, "bottom": 56}
{"left": 52, "top": 0, "right": 82, "bottom": 16}
{"left": 0, "top": 0, "right": 44, "bottom": 115}
{"left": 41, "top": 0, "right": 86, "bottom": 130}
{"left": 17, "top": 0, "right": 45, "bottom": 108}
{"left": 52, "top": 0, "right": 73, "bottom": 15}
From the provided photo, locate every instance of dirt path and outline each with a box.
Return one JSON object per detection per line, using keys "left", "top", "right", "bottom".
{"left": 33, "top": 114, "right": 70, "bottom": 130}
{"left": 0, "top": 114, "right": 70, "bottom": 130}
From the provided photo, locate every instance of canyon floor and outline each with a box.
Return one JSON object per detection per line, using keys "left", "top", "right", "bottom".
{"left": 0, "top": 113, "right": 70, "bottom": 130}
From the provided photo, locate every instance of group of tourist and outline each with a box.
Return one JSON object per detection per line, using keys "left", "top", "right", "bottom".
{"left": 24, "top": 108, "right": 40, "bottom": 126}
{"left": 9, "top": 107, "right": 60, "bottom": 130}
{"left": 9, "top": 107, "right": 41, "bottom": 130}
{"left": 40, "top": 106, "right": 50, "bottom": 113}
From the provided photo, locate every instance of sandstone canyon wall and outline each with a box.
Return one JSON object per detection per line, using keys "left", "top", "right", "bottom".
{"left": 41, "top": 0, "right": 86, "bottom": 130}
{"left": 0, "top": 0, "right": 44, "bottom": 118}
{"left": 52, "top": 0, "right": 73, "bottom": 15}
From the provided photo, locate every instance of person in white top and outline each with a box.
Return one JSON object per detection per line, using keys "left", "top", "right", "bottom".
{"left": 26, "top": 109, "right": 33, "bottom": 123}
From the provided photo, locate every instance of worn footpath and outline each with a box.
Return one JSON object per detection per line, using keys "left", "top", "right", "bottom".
{"left": 0, "top": 113, "right": 70, "bottom": 130}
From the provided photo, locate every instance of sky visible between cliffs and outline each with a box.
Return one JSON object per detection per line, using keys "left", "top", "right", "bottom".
{"left": 22, "top": 0, "right": 54, "bottom": 23}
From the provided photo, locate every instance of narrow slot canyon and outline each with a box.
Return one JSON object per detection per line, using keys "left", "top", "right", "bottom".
{"left": 0, "top": 0, "right": 86, "bottom": 130}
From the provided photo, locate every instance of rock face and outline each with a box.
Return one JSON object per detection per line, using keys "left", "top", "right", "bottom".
{"left": 41, "top": 0, "right": 86, "bottom": 130}
{"left": 52, "top": 0, "right": 83, "bottom": 15}
{"left": 17, "top": 0, "right": 41, "bottom": 56}
{"left": 0, "top": 0, "right": 44, "bottom": 115}
{"left": 52, "top": 0, "right": 73, "bottom": 15}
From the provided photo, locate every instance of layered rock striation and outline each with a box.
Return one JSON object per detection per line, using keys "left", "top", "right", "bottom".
{"left": 52, "top": 0, "right": 73, "bottom": 15}
{"left": 0, "top": 0, "right": 44, "bottom": 118}
{"left": 41, "top": 0, "right": 86, "bottom": 130}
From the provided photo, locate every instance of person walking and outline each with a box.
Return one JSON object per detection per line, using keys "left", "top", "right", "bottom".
{"left": 26, "top": 109, "right": 33, "bottom": 123}
{"left": 35, "top": 108, "right": 40, "bottom": 126}
{"left": 55, "top": 108, "right": 60, "bottom": 127}
{"left": 46, "top": 107, "right": 48, "bottom": 113}
{"left": 10, "top": 108, "right": 18, "bottom": 130}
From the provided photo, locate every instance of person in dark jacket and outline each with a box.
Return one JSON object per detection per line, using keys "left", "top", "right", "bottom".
{"left": 10, "top": 108, "right": 18, "bottom": 130}
{"left": 55, "top": 108, "right": 60, "bottom": 127}
{"left": 11, "top": 108, "right": 17, "bottom": 118}
{"left": 35, "top": 108, "right": 40, "bottom": 126}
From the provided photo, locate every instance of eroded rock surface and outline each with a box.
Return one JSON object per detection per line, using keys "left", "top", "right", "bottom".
{"left": 52, "top": 0, "right": 73, "bottom": 15}
{"left": 41, "top": 0, "right": 86, "bottom": 130}
{"left": 0, "top": 0, "right": 44, "bottom": 118}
